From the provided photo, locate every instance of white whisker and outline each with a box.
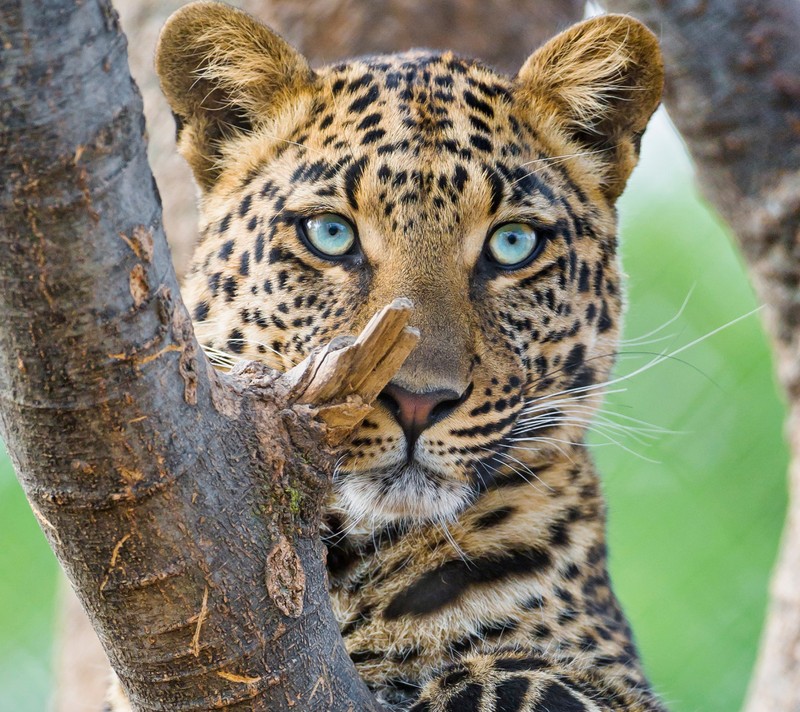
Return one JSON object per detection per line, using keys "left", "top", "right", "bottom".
{"left": 526, "top": 307, "right": 762, "bottom": 408}
{"left": 620, "top": 286, "right": 695, "bottom": 346}
{"left": 510, "top": 147, "right": 616, "bottom": 188}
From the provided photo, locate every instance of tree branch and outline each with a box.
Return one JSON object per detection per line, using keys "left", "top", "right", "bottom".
{"left": 258, "top": 0, "right": 586, "bottom": 74}
{"left": 0, "top": 1, "right": 421, "bottom": 709}
{"left": 601, "top": 1, "right": 800, "bottom": 708}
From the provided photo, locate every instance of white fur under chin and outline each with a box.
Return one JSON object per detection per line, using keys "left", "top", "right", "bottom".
{"left": 334, "top": 462, "right": 474, "bottom": 526}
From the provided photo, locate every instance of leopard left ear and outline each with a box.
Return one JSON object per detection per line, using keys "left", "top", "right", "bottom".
{"left": 515, "top": 14, "right": 664, "bottom": 201}
{"left": 156, "top": 2, "right": 316, "bottom": 191}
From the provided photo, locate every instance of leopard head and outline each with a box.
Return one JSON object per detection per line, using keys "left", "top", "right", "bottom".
{"left": 157, "top": 2, "right": 663, "bottom": 524}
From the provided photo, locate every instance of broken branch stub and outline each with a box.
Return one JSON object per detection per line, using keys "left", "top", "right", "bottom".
{"left": 278, "top": 297, "right": 419, "bottom": 445}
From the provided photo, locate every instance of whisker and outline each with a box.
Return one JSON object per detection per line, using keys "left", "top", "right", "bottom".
{"left": 510, "top": 147, "right": 616, "bottom": 188}
{"left": 513, "top": 408, "right": 664, "bottom": 454}
{"left": 512, "top": 430, "right": 660, "bottom": 464}
{"left": 508, "top": 435, "right": 588, "bottom": 448}
{"left": 522, "top": 387, "right": 628, "bottom": 411}
{"left": 514, "top": 413, "right": 660, "bottom": 445}
{"left": 494, "top": 449, "right": 555, "bottom": 490}
{"left": 620, "top": 285, "right": 695, "bottom": 346}
{"left": 437, "top": 520, "right": 470, "bottom": 565}
{"left": 525, "top": 307, "right": 760, "bottom": 411}
{"left": 477, "top": 446, "right": 554, "bottom": 491}
{"left": 519, "top": 404, "right": 674, "bottom": 436}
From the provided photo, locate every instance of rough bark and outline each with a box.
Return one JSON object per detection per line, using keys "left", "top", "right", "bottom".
{"left": 0, "top": 1, "right": 421, "bottom": 709}
{"left": 600, "top": 1, "right": 800, "bottom": 709}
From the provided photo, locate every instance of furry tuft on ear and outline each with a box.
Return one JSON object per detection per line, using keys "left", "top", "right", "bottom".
{"left": 516, "top": 14, "right": 664, "bottom": 201}
{"left": 156, "top": 1, "right": 315, "bottom": 190}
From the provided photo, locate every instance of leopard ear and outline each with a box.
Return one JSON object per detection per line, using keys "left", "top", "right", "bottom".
{"left": 515, "top": 14, "right": 664, "bottom": 201}
{"left": 155, "top": 1, "right": 316, "bottom": 190}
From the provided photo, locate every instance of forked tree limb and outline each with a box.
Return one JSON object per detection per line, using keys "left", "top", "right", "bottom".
{"left": 0, "top": 1, "right": 422, "bottom": 709}
{"left": 7, "top": 0, "right": 797, "bottom": 708}
{"left": 601, "top": 1, "right": 800, "bottom": 709}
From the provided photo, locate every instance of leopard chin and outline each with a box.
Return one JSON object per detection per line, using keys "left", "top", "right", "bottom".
{"left": 334, "top": 460, "right": 475, "bottom": 524}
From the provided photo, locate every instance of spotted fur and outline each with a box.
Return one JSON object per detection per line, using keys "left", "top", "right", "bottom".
{"left": 110, "top": 3, "right": 666, "bottom": 710}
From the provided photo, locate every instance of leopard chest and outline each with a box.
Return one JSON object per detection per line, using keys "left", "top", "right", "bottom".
{"left": 322, "top": 470, "right": 645, "bottom": 695}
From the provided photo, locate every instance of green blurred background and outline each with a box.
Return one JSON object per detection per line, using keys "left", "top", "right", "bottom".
{"left": 0, "top": 110, "right": 788, "bottom": 711}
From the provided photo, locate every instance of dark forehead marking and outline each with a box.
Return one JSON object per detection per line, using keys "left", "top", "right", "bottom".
{"left": 466, "top": 74, "right": 513, "bottom": 100}
{"left": 349, "top": 84, "right": 380, "bottom": 113}
{"left": 539, "top": 158, "right": 590, "bottom": 208}
{"left": 306, "top": 54, "right": 598, "bottom": 233}
{"left": 346, "top": 72, "right": 374, "bottom": 93}
{"left": 464, "top": 90, "right": 495, "bottom": 118}
{"left": 330, "top": 52, "right": 510, "bottom": 105}
{"left": 495, "top": 161, "right": 557, "bottom": 204}
{"left": 484, "top": 165, "right": 506, "bottom": 214}
{"left": 343, "top": 156, "right": 370, "bottom": 210}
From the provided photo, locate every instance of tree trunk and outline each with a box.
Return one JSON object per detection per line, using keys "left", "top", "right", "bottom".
{"left": 600, "top": 1, "right": 800, "bottom": 709}
{"left": 0, "top": 1, "right": 422, "bottom": 709}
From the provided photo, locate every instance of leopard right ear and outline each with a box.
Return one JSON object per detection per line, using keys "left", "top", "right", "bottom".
{"left": 515, "top": 15, "right": 663, "bottom": 202}
{"left": 155, "top": 1, "right": 316, "bottom": 190}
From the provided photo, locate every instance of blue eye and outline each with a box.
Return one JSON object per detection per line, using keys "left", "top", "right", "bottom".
{"left": 301, "top": 213, "right": 356, "bottom": 258}
{"left": 486, "top": 223, "right": 541, "bottom": 268}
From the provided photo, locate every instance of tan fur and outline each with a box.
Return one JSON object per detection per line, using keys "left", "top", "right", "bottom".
{"left": 110, "top": 5, "right": 665, "bottom": 710}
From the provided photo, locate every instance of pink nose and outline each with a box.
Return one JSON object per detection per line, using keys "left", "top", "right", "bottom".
{"left": 378, "top": 382, "right": 469, "bottom": 453}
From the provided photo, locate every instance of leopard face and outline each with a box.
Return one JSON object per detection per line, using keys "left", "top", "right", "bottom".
{"left": 160, "top": 5, "right": 663, "bottom": 525}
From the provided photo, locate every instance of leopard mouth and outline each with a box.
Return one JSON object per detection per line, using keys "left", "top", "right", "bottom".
{"left": 334, "top": 459, "right": 475, "bottom": 523}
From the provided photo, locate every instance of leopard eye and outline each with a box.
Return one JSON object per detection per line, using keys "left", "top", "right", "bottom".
{"left": 486, "top": 222, "right": 541, "bottom": 268}
{"left": 301, "top": 213, "right": 356, "bottom": 258}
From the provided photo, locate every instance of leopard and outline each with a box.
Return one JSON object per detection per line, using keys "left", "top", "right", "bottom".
{"left": 108, "top": 2, "right": 666, "bottom": 710}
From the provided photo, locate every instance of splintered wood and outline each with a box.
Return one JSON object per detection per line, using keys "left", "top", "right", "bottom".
{"left": 285, "top": 298, "right": 419, "bottom": 444}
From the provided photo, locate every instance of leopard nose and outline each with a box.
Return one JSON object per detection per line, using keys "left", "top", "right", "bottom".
{"left": 377, "top": 382, "right": 471, "bottom": 452}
